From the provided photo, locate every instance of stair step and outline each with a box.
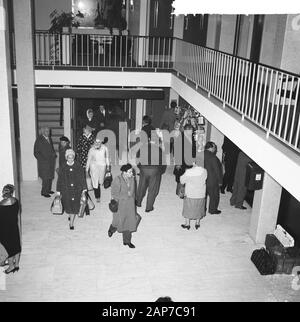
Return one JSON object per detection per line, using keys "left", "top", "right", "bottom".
{"left": 37, "top": 99, "right": 61, "bottom": 107}
{"left": 38, "top": 108, "right": 62, "bottom": 114}
{"left": 38, "top": 114, "right": 62, "bottom": 121}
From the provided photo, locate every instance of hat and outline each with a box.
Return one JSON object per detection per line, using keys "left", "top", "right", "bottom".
{"left": 60, "top": 136, "right": 70, "bottom": 142}
{"left": 65, "top": 149, "right": 75, "bottom": 158}
{"left": 120, "top": 163, "right": 132, "bottom": 172}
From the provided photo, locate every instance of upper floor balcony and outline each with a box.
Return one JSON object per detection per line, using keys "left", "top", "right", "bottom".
{"left": 15, "top": 30, "right": 299, "bottom": 155}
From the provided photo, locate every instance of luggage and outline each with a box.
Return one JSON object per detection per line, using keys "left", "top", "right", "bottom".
{"left": 274, "top": 224, "right": 294, "bottom": 248}
{"left": 103, "top": 171, "right": 113, "bottom": 189}
{"left": 50, "top": 195, "right": 64, "bottom": 215}
{"left": 250, "top": 248, "right": 276, "bottom": 275}
{"left": 265, "top": 234, "right": 300, "bottom": 274}
{"left": 78, "top": 191, "right": 87, "bottom": 218}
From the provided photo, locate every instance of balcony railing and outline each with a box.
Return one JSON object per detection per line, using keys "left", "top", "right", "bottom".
{"left": 16, "top": 32, "right": 300, "bottom": 153}
{"left": 34, "top": 32, "right": 173, "bottom": 69}
{"left": 174, "top": 39, "right": 300, "bottom": 153}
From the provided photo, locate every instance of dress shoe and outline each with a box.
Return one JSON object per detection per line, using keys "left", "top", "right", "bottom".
{"left": 235, "top": 205, "right": 247, "bottom": 210}
{"left": 195, "top": 224, "right": 200, "bottom": 230}
{"left": 209, "top": 210, "right": 221, "bottom": 215}
{"left": 145, "top": 207, "right": 154, "bottom": 213}
{"left": 108, "top": 231, "right": 113, "bottom": 237}
{"left": 41, "top": 193, "right": 51, "bottom": 198}
{"left": 48, "top": 191, "right": 55, "bottom": 194}
{"left": 4, "top": 267, "right": 18, "bottom": 274}
{"left": 69, "top": 226, "right": 74, "bottom": 230}
{"left": 181, "top": 224, "right": 190, "bottom": 230}
{"left": 124, "top": 242, "right": 135, "bottom": 248}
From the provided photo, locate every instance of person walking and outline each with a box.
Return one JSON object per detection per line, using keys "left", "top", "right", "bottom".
{"left": 136, "top": 138, "right": 166, "bottom": 213}
{"left": 203, "top": 142, "right": 223, "bottom": 214}
{"left": 108, "top": 164, "right": 138, "bottom": 249}
{"left": 86, "top": 138, "right": 110, "bottom": 202}
{"left": 76, "top": 125, "right": 95, "bottom": 169}
{"left": 230, "top": 151, "right": 252, "bottom": 210}
{"left": 221, "top": 136, "right": 240, "bottom": 194}
{"left": 56, "top": 149, "right": 87, "bottom": 230}
{"left": 180, "top": 158, "right": 207, "bottom": 230}
{"left": 0, "top": 184, "right": 21, "bottom": 274}
{"left": 33, "top": 126, "right": 57, "bottom": 198}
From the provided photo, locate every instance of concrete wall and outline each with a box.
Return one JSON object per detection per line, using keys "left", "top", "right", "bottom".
{"left": 260, "top": 15, "right": 286, "bottom": 69}
{"left": 35, "top": 0, "right": 71, "bottom": 30}
{"left": 281, "top": 14, "right": 300, "bottom": 74}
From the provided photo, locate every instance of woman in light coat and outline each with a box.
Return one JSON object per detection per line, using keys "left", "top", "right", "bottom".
{"left": 86, "top": 138, "right": 110, "bottom": 202}
{"left": 180, "top": 157, "right": 207, "bottom": 230}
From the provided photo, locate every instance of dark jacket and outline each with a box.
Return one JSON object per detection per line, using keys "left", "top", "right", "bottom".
{"left": 160, "top": 109, "right": 177, "bottom": 131}
{"left": 56, "top": 161, "right": 87, "bottom": 214}
{"left": 34, "top": 135, "right": 56, "bottom": 180}
{"left": 204, "top": 150, "right": 223, "bottom": 187}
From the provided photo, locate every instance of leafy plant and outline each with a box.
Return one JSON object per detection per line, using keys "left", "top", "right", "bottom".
{"left": 49, "top": 10, "right": 84, "bottom": 33}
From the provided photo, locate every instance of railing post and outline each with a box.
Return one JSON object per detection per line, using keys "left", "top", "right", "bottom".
{"left": 62, "top": 30, "right": 70, "bottom": 65}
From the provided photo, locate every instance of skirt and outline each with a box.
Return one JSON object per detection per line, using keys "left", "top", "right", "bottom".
{"left": 182, "top": 197, "right": 206, "bottom": 220}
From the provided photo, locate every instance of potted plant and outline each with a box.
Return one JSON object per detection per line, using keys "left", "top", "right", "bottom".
{"left": 49, "top": 9, "right": 84, "bottom": 33}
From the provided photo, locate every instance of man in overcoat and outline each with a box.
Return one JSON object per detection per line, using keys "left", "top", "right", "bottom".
{"left": 203, "top": 141, "right": 223, "bottom": 214}
{"left": 34, "top": 126, "right": 57, "bottom": 198}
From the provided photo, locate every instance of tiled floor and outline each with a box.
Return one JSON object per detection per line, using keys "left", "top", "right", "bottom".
{"left": 1, "top": 166, "right": 299, "bottom": 302}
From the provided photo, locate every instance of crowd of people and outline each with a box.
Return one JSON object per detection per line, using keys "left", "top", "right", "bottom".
{"left": 0, "top": 102, "right": 254, "bottom": 272}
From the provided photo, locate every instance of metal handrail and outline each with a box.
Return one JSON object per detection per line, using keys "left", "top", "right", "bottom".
{"left": 12, "top": 31, "right": 300, "bottom": 153}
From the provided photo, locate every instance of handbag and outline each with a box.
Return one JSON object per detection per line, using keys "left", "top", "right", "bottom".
{"left": 135, "top": 213, "right": 142, "bottom": 231}
{"left": 109, "top": 199, "right": 118, "bottom": 213}
{"left": 50, "top": 194, "right": 64, "bottom": 215}
{"left": 176, "top": 183, "right": 185, "bottom": 199}
{"left": 103, "top": 171, "right": 113, "bottom": 189}
{"left": 0, "top": 243, "right": 8, "bottom": 264}
{"left": 86, "top": 174, "right": 93, "bottom": 191}
{"left": 78, "top": 191, "right": 88, "bottom": 218}
{"left": 86, "top": 192, "right": 95, "bottom": 210}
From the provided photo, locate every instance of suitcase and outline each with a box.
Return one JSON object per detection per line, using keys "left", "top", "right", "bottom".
{"left": 251, "top": 248, "right": 276, "bottom": 275}
{"left": 265, "top": 234, "right": 287, "bottom": 256}
{"left": 272, "top": 252, "right": 296, "bottom": 275}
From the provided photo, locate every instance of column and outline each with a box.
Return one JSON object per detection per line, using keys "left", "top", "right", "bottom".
{"left": 138, "top": 0, "right": 150, "bottom": 66}
{"left": 13, "top": 0, "right": 37, "bottom": 180}
{"left": 63, "top": 98, "right": 72, "bottom": 140}
{"left": 249, "top": 172, "right": 282, "bottom": 244}
{"left": 0, "top": 0, "right": 17, "bottom": 189}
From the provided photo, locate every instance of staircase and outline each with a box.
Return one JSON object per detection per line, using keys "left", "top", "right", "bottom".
{"left": 37, "top": 99, "right": 64, "bottom": 152}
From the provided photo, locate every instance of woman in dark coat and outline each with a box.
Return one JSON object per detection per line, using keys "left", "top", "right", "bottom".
{"left": 108, "top": 164, "right": 138, "bottom": 248}
{"left": 0, "top": 184, "right": 21, "bottom": 274}
{"left": 57, "top": 149, "right": 87, "bottom": 230}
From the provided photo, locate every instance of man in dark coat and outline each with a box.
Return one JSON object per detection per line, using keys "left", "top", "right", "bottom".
{"left": 136, "top": 138, "right": 166, "bottom": 213}
{"left": 230, "top": 151, "right": 252, "bottom": 210}
{"left": 203, "top": 141, "right": 223, "bottom": 214}
{"left": 221, "top": 136, "right": 240, "bottom": 194}
{"left": 95, "top": 104, "right": 109, "bottom": 132}
{"left": 34, "top": 126, "right": 57, "bottom": 198}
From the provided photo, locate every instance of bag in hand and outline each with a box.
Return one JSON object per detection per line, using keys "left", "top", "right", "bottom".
{"left": 86, "top": 174, "right": 93, "bottom": 191}
{"left": 78, "top": 191, "right": 88, "bottom": 218}
{"left": 176, "top": 183, "right": 185, "bottom": 199}
{"left": 50, "top": 194, "right": 64, "bottom": 215}
{"left": 103, "top": 171, "right": 113, "bottom": 189}
{"left": 109, "top": 199, "right": 118, "bottom": 213}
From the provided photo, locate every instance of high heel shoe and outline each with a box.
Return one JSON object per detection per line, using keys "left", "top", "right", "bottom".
{"left": 4, "top": 267, "right": 18, "bottom": 274}
{"left": 181, "top": 224, "right": 190, "bottom": 230}
{"left": 69, "top": 226, "right": 74, "bottom": 230}
{"left": 195, "top": 224, "right": 200, "bottom": 230}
